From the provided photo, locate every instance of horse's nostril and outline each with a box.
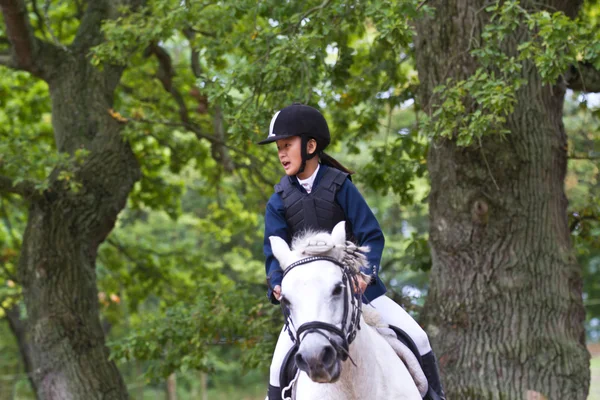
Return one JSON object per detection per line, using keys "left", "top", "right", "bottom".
{"left": 295, "top": 352, "right": 308, "bottom": 372}
{"left": 320, "top": 345, "right": 336, "bottom": 367}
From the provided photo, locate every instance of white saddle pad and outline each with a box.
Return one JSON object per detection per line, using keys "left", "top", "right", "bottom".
{"left": 363, "top": 307, "right": 429, "bottom": 397}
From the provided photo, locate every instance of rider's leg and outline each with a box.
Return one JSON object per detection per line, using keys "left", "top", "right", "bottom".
{"left": 369, "top": 295, "right": 431, "bottom": 354}
{"left": 267, "top": 325, "right": 295, "bottom": 400}
{"left": 369, "top": 295, "right": 446, "bottom": 399}
{"left": 421, "top": 351, "right": 446, "bottom": 400}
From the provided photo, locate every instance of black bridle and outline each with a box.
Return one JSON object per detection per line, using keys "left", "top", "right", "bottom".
{"left": 280, "top": 256, "right": 363, "bottom": 363}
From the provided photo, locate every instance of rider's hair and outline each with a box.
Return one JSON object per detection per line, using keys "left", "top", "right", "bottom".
{"left": 320, "top": 152, "right": 354, "bottom": 175}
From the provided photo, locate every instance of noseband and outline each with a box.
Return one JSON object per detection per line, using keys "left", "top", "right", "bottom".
{"left": 281, "top": 256, "right": 363, "bottom": 363}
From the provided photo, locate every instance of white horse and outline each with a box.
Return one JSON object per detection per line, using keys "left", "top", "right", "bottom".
{"left": 269, "top": 221, "right": 422, "bottom": 400}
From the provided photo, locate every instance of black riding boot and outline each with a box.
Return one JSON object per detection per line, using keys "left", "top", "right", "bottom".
{"left": 422, "top": 351, "right": 446, "bottom": 400}
{"left": 268, "top": 384, "right": 282, "bottom": 400}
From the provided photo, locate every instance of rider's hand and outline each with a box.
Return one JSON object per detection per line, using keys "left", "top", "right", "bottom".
{"left": 352, "top": 277, "right": 369, "bottom": 294}
{"left": 357, "top": 278, "right": 368, "bottom": 294}
{"left": 273, "top": 285, "right": 282, "bottom": 301}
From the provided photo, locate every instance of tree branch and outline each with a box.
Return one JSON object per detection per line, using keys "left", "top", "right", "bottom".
{"left": 41, "top": 0, "right": 66, "bottom": 49}
{"left": 0, "top": 0, "right": 62, "bottom": 78}
{"left": 72, "top": 0, "right": 145, "bottom": 93}
{"left": 212, "top": 105, "right": 234, "bottom": 172}
{"left": 72, "top": 0, "right": 144, "bottom": 55}
{"left": 105, "top": 238, "right": 175, "bottom": 293}
{"left": 0, "top": 175, "right": 39, "bottom": 199}
{"left": 0, "top": 0, "right": 39, "bottom": 73}
{"left": 72, "top": 0, "right": 113, "bottom": 51}
{"left": 128, "top": 117, "right": 275, "bottom": 187}
{"left": 569, "top": 155, "right": 600, "bottom": 160}
{"left": 74, "top": 0, "right": 85, "bottom": 19}
{"left": 183, "top": 28, "right": 203, "bottom": 78}
{"left": 144, "top": 43, "right": 234, "bottom": 171}
{"left": 294, "top": 0, "right": 332, "bottom": 32}
{"left": 107, "top": 237, "right": 186, "bottom": 259}
{"left": 0, "top": 51, "right": 15, "bottom": 67}
{"left": 183, "top": 28, "right": 234, "bottom": 172}
{"left": 145, "top": 43, "right": 191, "bottom": 123}
{"left": 565, "top": 63, "right": 600, "bottom": 93}
{"left": 30, "top": 0, "right": 47, "bottom": 38}
{"left": 570, "top": 212, "right": 599, "bottom": 232}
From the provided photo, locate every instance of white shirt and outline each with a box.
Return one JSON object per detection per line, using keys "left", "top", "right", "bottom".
{"left": 297, "top": 164, "right": 320, "bottom": 194}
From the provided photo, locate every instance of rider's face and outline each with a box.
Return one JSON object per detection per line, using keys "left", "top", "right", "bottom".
{"left": 276, "top": 136, "right": 303, "bottom": 176}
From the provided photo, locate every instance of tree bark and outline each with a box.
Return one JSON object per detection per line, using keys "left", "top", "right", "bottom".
{"left": 414, "top": 1, "right": 590, "bottom": 399}
{"left": 200, "top": 372, "right": 208, "bottom": 400}
{"left": 166, "top": 374, "right": 176, "bottom": 400}
{"left": 16, "top": 57, "right": 139, "bottom": 400}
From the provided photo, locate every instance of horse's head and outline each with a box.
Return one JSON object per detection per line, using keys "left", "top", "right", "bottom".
{"left": 269, "top": 221, "right": 370, "bottom": 384}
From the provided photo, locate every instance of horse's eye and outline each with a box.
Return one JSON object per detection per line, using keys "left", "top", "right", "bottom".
{"left": 332, "top": 284, "right": 343, "bottom": 296}
{"left": 281, "top": 296, "right": 291, "bottom": 307}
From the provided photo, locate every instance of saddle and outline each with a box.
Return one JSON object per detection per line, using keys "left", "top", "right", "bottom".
{"left": 279, "top": 320, "right": 435, "bottom": 399}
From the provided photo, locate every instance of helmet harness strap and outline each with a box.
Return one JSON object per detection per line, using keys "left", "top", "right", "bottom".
{"left": 298, "top": 134, "right": 319, "bottom": 175}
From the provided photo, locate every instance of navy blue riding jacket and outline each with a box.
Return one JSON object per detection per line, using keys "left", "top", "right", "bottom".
{"left": 263, "top": 164, "right": 387, "bottom": 304}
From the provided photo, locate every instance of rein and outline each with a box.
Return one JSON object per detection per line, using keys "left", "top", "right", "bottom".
{"left": 281, "top": 255, "right": 363, "bottom": 364}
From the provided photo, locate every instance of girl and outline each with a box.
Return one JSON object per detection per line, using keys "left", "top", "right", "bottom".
{"left": 259, "top": 103, "right": 445, "bottom": 400}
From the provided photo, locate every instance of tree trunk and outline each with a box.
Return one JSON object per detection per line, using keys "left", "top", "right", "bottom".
{"left": 414, "top": 1, "right": 590, "bottom": 399}
{"left": 17, "top": 55, "right": 139, "bottom": 399}
{"left": 135, "top": 363, "right": 144, "bottom": 400}
{"left": 200, "top": 372, "right": 208, "bottom": 400}
{"left": 166, "top": 374, "right": 176, "bottom": 400}
{"left": 190, "top": 371, "right": 208, "bottom": 400}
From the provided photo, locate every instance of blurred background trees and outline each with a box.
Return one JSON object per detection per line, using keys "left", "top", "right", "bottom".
{"left": 0, "top": 0, "right": 598, "bottom": 399}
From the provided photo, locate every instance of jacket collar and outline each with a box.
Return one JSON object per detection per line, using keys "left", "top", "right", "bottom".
{"left": 289, "top": 164, "right": 329, "bottom": 194}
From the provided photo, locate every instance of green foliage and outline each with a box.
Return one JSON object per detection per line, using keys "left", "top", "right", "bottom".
{"left": 0, "top": 198, "right": 24, "bottom": 315}
{"left": 361, "top": 111, "right": 428, "bottom": 203}
{"left": 430, "top": 71, "right": 522, "bottom": 146}
{"left": 518, "top": 9, "right": 600, "bottom": 81}
{"left": 427, "top": 0, "right": 600, "bottom": 146}
{"left": 0, "top": 73, "right": 55, "bottom": 190}
{"left": 1, "top": 1, "right": 599, "bottom": 396}
{"left": 96, "top": 160, "right": 277, "bottom": 382}
{"left": 0, "top": 200, "right": 26, "bottom": 397}
{"left": 108, "top": 280, "right": 279, "bottom": 381}
{"left": 92, "top": 0, "right": 425, "bottom": 199}
{"left": 563, "top": 94, "right": 600, "bottom": 339}
{"left": 0, "top": 320, "right": 23, "bottom": 396}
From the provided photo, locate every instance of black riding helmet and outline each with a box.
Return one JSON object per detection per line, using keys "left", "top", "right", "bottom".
{"left": 258, "top": 104, "right": 330, "bottom": 173}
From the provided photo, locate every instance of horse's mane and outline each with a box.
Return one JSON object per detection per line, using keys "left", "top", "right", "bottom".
{"left": 289, "top": 229, "right": 371, "bottom": 276}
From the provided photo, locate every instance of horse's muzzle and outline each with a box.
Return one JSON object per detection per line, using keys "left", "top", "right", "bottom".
{"left": 295, "top": 342, "right": 342, "bottom": 383}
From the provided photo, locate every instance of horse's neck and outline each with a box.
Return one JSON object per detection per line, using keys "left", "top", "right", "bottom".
{"left": 342, "top": 321, "right": 421, "bottom": 400}
{"left": 338, "top": 322, "right": 383, "bottom": 396}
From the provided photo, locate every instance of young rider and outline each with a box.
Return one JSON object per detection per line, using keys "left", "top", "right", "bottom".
{"left": 259, "top": 103, "right": 446, "bottom": 400}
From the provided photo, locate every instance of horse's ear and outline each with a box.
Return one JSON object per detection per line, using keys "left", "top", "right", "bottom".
{"left": 269, "top": 236, "right": 293, "bottom": 268}
{"left": 331, "top": 221, "right": 346, "bottom": 245}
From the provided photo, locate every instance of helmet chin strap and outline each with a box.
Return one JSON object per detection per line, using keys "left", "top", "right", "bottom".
{"left": 298, "top": 135, "right": 318, "bottom": 175}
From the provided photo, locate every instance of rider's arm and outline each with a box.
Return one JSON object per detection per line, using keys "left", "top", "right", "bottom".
{"left": 264, "top": 193, "right": 289, "bottom": 304}
{"left": 335, "top": 178, "right": 385, "bottom": 283}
